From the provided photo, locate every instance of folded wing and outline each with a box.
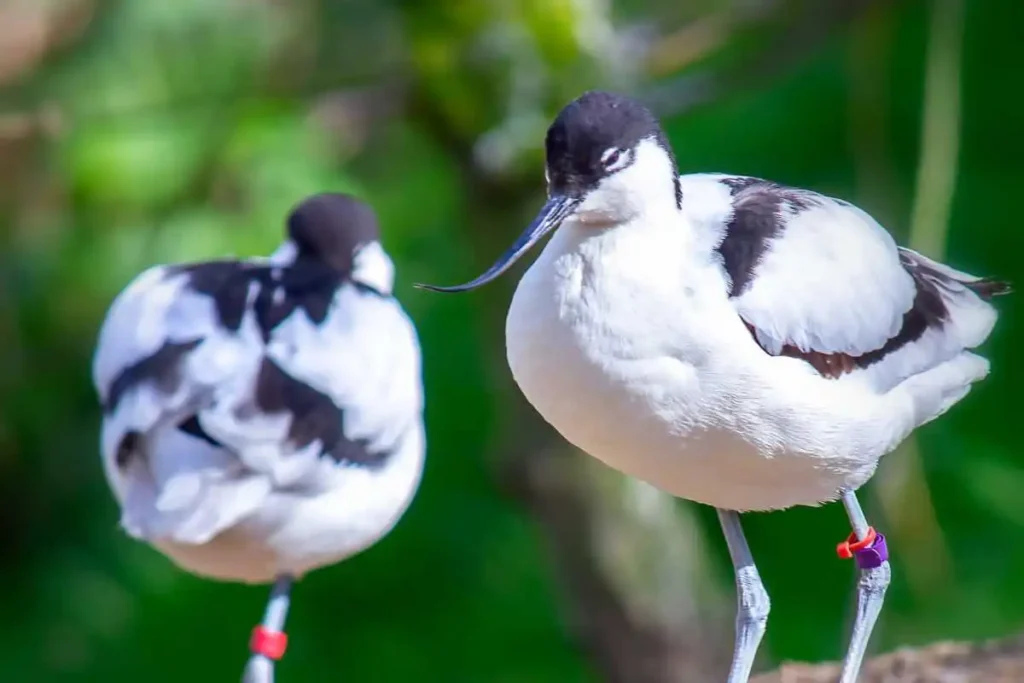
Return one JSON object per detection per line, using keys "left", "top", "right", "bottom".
{"left": 684, "top": 174, "right": 1009, "bottom": 389}
{"left": 92, "top": 260, "right": 422, "bottom": 544}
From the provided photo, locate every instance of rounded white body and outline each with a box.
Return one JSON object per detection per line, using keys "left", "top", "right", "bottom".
{"left": 95, "top": 262, "right": 427, "bottom": 584}
{"left": 505, "top": 215, "right": 988, "bottom": 512}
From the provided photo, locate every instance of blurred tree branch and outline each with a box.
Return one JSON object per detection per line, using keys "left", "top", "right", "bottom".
{"left": 502, "top": 446, "right": 721, "bottom": 681}
{"left": 644, "top": 0, "right": 900, "bottom": 117}
{"left": 754, "top": 630, "right": 1024, "bottom": 683}
{"left": 871, "top": 0, "right": 965, "bottom": 604}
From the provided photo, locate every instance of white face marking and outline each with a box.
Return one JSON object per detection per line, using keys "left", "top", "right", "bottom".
{"left": 574, "top": 138, "right": 677, "bottom": 226}
{"left": 272, "top": 286, "right": 285, "bottom": 305}
{"left": 352, "top": 241, "right": 395, "bottom": 294}
{"left": 600, "top": 147, "right": 632, "bottom": 174}
{"left": 268, "top": 240, "right": 298, "bottom": 266}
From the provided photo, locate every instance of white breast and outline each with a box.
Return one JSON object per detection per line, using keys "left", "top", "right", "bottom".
{"left": 504, "top": 219, "right": 901, "bottom": 512}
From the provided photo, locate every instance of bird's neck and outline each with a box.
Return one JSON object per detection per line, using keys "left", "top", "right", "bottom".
{"left": 540, "top": 207, "right": 707, "bottom": 298}
{"left": 572, "top": 202, "right": 696, "bottom": 252}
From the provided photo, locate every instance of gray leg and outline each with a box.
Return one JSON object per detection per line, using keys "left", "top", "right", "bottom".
{"left": 242, "top": 574, "right": 294, "bottom": 683}
{"left": 837, "top": 490, "right": 891, "bottom": 683}
{"left": 718, "top": 509, "right": 771, "bottom": 683}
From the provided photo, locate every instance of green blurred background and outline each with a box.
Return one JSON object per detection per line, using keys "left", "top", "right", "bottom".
{"left": 1, "top": 0, "right": 1020, "bottom": 681}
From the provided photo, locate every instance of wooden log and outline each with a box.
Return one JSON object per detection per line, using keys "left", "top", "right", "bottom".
{"left": 753, "top": 632, "right": 1024, "bottom": 683}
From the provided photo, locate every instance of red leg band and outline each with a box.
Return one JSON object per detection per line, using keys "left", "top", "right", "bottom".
{"left": 250, "top": 625, "right": 288, "bottom": 660}
{"left": 836, "top": 526, "right": 877, "bottom": 559}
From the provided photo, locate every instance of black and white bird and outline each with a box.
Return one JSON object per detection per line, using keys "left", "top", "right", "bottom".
{"left": 418, "top": 91, "right": 1009, "bottom": 683}
{"left": 92, "top": 193, "right": 425, "bottom": 683}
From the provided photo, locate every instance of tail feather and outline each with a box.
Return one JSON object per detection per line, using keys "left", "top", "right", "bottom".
{"left": 150, "top": 470, "right": 271, "bottom": 544}
{"left": 118, "top": 425, "right": 271, "bottom": 545}
{"left": 898, "top": 247, "right": 1007, "bottom": 350}
{"left": 858, "top": 248, "right": 1007, "bottom": 393}
{"left": 899, "top": 247, "right": 1010, "bottom": 299}
{"left": 965, "top": 278, "right": 1012, "bottom": 300}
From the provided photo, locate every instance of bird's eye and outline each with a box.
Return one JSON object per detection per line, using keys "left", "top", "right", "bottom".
{"left": 600, "top": 147, "right": 633, "bottom": 173}
{"left": 602, "top": 149, "right": 622, "bottom": 168}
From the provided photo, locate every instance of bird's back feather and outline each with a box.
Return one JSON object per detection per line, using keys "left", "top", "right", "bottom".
{"left": 93, "top": 257, "right": 422, "bottom": 546}
{"left": 680, "top": 173, "right": 1008, "bottom": 391}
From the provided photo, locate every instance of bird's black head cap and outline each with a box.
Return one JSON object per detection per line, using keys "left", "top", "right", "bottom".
{"left": 544, "top": 90, "right": 680, "bottom": 206}
{"left": 286, "top": 193, "right": 380, "bottom": 272}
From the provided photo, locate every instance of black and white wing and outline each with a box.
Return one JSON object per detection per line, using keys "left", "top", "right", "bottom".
{"left": 92, "top": 258, "right": 423, "bottom": 544}
{"left": 680, "top": 173, "right": 1009, "bottom": 388}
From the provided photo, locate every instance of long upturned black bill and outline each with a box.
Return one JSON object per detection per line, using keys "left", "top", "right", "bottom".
{"left": 415, "top": 195, "right": 580, "bottom": 293}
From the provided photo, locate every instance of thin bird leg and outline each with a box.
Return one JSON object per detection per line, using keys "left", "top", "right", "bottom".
{"left": 717, "top": 509, "right": 771, "bottom": 683}
{"left": 242, "top": 574, "right": 295, "bottom": 683}
{"left": 836, "top": 489, "right": 891, "bottom": 683}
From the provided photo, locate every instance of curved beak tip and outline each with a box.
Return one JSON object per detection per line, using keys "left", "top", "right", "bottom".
{"left": 412, "top": 194, "right": 578, "bottom": 296}
{"left": 413, "top": 282, "right": 460, "bottom": 293}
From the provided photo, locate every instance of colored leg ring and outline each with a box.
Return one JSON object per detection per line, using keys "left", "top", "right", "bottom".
{"left": 836, "top": 526, "right": 889, "bottom": 569}
{"left": 250, "top": 625, "right": 288, "bottom": 660}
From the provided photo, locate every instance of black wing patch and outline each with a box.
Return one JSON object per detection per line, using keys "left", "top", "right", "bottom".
{"left": 716, "top": 177, "right": 824, "bottom": 296}
{"left": 106, "top": 255, "right": 401, "bottom": 468}
{"left": 104, "top": 339, "right": 202, "bottom": 414}
{"left": 178, "top": 414, "right": 222, "bottom": 447}
{"left": 170, "top": 260, "right": 342, "bottom": 342}
{"left": 717, "top": 177, "right": 1010, "bottom": 377}
{"left": 105, "top": 339, "right": 205, "bottom": 467}
{"left": 741, "top": 262, "right": 945, "bottom": 379}
{"left": 742, "top": 245, "right": 1010, "bottom": 379}
{"left": 849, "top": 252, "right": 950, "bottom": 371}
{"left": 253, "top": 358, "right": 390, "bottom": 469}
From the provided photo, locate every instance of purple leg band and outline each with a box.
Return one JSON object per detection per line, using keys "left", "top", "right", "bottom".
{"left": 853, "top": 533, "right": 888, "bottom": 569}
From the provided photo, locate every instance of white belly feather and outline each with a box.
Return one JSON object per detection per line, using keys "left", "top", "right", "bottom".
{"left": 505, "top": 223, "right": 906, "bottom": 512}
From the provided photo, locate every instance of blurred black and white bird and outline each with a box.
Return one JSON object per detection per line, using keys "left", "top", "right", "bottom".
{"left": 418, "top": 91, "right": 1010, "bottom": 683}
{"left": 92, "top": 193, "right": 425, "bottom": 683}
